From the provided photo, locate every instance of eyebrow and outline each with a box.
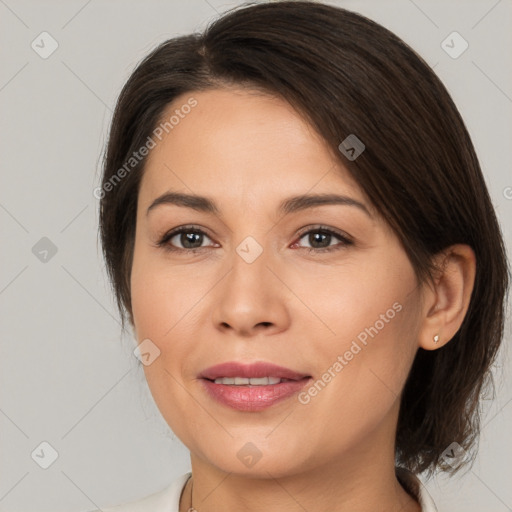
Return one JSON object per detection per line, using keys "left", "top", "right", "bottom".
{"left": 146, "top": 191, "right": 373, "bottom": 218}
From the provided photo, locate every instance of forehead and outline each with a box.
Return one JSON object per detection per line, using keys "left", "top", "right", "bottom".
{"left": 139, "top": 87, "right": 370, "bottom": 214}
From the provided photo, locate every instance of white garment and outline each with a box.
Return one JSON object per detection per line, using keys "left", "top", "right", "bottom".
{"left": 91, "top": 469, "right": 437, "bottom": 512}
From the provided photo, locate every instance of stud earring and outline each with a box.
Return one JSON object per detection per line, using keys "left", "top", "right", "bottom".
{"left": 433, "top": 334, "right": 440, "bottom": 344}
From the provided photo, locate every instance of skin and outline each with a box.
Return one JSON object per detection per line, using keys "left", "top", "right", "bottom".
{"left": 129, "top": 87, "right": 476, "bottom": 512}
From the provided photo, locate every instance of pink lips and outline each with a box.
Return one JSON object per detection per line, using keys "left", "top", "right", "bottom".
{"left": 198, "top": 361, "right": 312, "bottom": 412}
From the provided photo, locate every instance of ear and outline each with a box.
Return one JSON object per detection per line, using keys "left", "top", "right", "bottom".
{"left": 417, "top": 244, "right": 476, "bottom": 351}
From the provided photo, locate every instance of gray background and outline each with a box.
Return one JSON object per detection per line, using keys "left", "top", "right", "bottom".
{"left": 1, "top": 0, "right": 511, "bottom": 510}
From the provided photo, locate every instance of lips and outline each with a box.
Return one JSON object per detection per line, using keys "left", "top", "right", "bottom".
{"left": 198, "top": 361, "right": 310, "bottom": 381}
{"left": 198, "top": 361, "right": 312, "bottom": 412}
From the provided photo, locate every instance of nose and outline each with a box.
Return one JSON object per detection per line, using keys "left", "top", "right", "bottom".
{"left": 211, "top": 244, "right": 291, "bottom": 338}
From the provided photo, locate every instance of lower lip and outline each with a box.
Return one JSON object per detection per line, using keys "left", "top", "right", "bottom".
{"left": 200, "top": 378, "right": 312, "bottom": 411}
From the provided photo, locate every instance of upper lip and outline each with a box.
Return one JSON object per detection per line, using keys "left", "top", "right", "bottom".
{"left": 199, "top": 361, "right": 310, "bottom": 381}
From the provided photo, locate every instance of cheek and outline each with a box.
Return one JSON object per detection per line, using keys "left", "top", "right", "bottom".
{"left": 130, "top": 254, "right": 200, "bottom": 436}
{"left": 130, "top": 247, "right": 215, "bottom": 382}
{"left": 293, "top": 253, "right": 416, "bottom": 352}
{"left": 130, "top": 243, "right": 190, "bottom": 340}
{"left": 294, "top": 253, "right": 419, "bottom": 413}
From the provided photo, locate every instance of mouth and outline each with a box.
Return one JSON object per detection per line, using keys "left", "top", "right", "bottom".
{"left": 198, "top": 360, "right": 310, "bottom": 381}
{"left": 205, "top": 376, "right": 299, "bottom": 385}
{"left": 198, "top": 361, "right": 312, "bottom": 411}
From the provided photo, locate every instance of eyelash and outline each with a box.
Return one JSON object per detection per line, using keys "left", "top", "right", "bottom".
{"left": 156, "top": 224, "right": 354, "bottom": 254}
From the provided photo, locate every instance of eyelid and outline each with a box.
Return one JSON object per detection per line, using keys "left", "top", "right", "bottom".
{"left": 295, "top": 224, "right": 352, "bottom": 242}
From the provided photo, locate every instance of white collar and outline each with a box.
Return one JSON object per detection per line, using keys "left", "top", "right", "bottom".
{"left": 396, "top": 467, "right": 438, "bottom": 511}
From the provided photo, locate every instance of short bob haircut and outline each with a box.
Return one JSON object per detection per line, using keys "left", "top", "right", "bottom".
{"left": 98, "top": 1, "right": 510, "bottom": 476}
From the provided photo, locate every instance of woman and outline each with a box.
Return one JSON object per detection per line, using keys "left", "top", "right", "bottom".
{"left": 93, "top": 2, "right": 509, "bottom": 511}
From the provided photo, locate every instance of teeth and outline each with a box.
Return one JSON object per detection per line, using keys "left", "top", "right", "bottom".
{"left": 213, "top": 376, "right": 283, "bottom": 385}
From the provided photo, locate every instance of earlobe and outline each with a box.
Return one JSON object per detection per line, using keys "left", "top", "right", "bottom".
{"left": 418, "top": 244, "right": 476, "bottom": 351}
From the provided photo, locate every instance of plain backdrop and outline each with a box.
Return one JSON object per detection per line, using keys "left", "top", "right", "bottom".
{"left": 1, "top": 1, "right": 511, "bottom": 511}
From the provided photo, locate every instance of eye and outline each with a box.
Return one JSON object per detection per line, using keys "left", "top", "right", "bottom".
{"left": 293, "top": 225, "right": 354, "bottom": 253}
{"left": 156, "top": 225, "right": 216, "bottom": 253}
{"left": 156, "top": 224, "right": 353, "bottom": 254}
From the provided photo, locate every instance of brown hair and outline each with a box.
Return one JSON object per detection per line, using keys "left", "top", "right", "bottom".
{"left": 98, "top": 1, "right": 510, "bottom": 475}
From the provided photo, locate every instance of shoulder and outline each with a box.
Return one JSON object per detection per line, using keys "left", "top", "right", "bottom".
{"left": 87, "top": 472, "right": 191, "bottom": 512}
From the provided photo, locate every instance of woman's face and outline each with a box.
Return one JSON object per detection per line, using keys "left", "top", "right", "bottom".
{"left": 130, "top": 87, "right": 425, "bottom": 477}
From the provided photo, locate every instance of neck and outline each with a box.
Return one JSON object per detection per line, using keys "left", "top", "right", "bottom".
{"left": 179, "top": 415, "right": 421, "bottom": 512}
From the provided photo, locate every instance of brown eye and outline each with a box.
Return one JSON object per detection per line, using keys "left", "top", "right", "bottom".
{"left": 157, "top": 226, "right": 215, "bottom": 252}
{"left": 294, "top": 226, "right": 353, "bottom": 253}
